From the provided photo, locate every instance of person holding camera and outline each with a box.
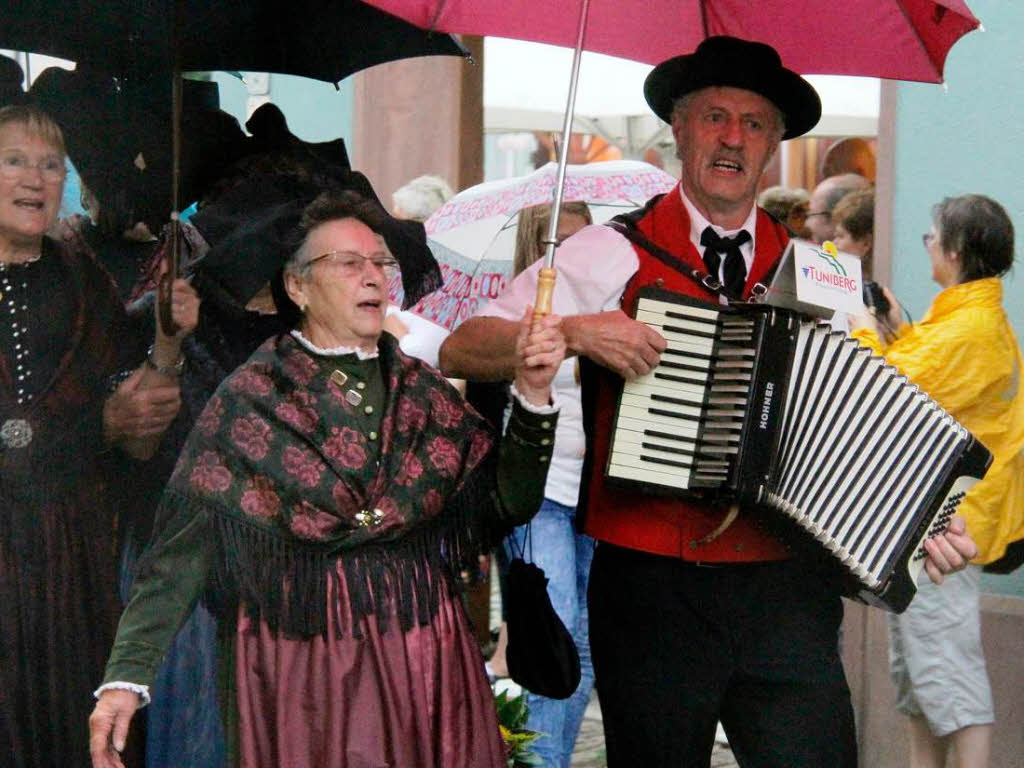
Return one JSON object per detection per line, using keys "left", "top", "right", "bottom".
{"left": 831, "top": 188, "right": 895, "bottom": 337}
{"left": 851, "top": 194, "right": 1024, "bottom": 768}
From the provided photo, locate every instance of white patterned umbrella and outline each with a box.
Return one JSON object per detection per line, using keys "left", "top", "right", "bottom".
{"left": 389, "top": 160, "right": 677, "bottom": 331}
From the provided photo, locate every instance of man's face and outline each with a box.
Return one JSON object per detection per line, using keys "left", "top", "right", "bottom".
{"left": 785, "top": 202, "right": 811, "bottom": 239}
{"left": 806, "top": 183, "right": 837, "bottom": 244}
{"left": 672, "top": 87, "right": 782, "bottom": 228}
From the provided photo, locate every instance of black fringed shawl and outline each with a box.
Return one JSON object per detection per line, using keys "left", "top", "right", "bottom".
{"left": 143, "top": 332, "right": 500, "bottom": 638}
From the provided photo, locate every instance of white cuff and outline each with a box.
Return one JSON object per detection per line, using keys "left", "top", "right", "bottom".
{"left": 509, "top": 382, "right": 560, "bottom": 414}
{"left": 94, "top": 681, "right": 151, "bottom": 707}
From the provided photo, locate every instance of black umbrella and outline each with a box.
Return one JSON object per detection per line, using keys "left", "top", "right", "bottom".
{"left": 5, "top": 0, "right": 463, "bottom": 326}
{"left": 3, "top": 0, "right": 465, "bottom": 85}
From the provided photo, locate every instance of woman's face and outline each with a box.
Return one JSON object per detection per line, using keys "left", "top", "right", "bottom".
{"left": 832, "top": 223, "right": 872, "bottom": 260}
{"left": 285, "top": 218, "right": 390, "bottom": 352}
{"left": 925, "top": 224, "right": 961, "bottom": 288}
{"left": 0, "top": 122, "right": 64, "bottom": 249}
{"left": 556, "top": 211, "right": 589, "bottom": 246}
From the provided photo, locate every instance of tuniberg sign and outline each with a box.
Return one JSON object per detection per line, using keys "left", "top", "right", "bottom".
{"left": 765, "top": 239, "right": 865, "bottom": 318}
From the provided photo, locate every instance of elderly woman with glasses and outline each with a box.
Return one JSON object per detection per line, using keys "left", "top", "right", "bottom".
{"left": 0, "top": 105, "right": 197, "bottom": 768}
{"left": 90, "top": 191, "right": 566, "bottom": 768}
{"left": 851, "top": 194, "right": 1024, "bottom": 768}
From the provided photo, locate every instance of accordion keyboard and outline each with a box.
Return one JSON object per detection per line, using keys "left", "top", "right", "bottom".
{"left": 607, "top": 296, "right": 758, "bottom": 490}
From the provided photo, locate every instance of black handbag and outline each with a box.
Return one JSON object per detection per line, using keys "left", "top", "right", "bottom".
{"left": 504, "top": 526, "right": 581, "bottom": 700}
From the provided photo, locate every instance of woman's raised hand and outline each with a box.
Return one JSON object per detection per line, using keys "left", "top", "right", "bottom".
{"left": 513, "top": 306, "right": 566, "bottom": 406}
{"left": 158, "top": 278, "right": 201, "bottom": 341}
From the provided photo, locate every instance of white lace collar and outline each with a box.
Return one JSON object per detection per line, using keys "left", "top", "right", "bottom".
{"left": 290, "top": 330, "right": 379, "bottom": 360}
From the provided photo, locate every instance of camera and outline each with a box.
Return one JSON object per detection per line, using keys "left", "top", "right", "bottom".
{"left": 862, "top": 280, "right": 890, "bottom": 317}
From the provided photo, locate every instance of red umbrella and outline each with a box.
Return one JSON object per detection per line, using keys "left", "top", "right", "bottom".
{"left": 362, "top": 0, "right": 979, "bottom": 82}
{"left": 362, "top": 0, "right": 980, "bottom": 312}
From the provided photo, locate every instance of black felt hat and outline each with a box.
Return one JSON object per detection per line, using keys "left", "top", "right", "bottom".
{"left": 190, "top": 170, "right": 440, "bottom": 313}
{"left": 0, "top": 56, "right": 26, "bottom": 107}
{"left": 644, "top": 36, "right": 821, "bottom": 140}
{"left": 30, "top": 66, "right": 246, "bottom": 231}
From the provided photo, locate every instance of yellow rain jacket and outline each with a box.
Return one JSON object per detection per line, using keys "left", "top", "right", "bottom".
{"left": 853, "top": 278, "right": 1024, "bottom": 564}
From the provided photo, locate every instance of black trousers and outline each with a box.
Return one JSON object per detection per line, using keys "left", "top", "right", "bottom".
{"left": 589, "top": 543, "right": 857, "bottom": 768}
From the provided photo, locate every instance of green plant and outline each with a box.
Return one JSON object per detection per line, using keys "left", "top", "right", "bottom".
{"left": 494, "top": 688, "right": 544, "bottom": 767}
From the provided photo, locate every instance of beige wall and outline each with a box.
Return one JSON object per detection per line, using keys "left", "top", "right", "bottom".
{"left": 842, "top": 595, "right": 1024, "bottom": 767}
{"left": 351, "top": 36, "right": 484, "bottom": 212}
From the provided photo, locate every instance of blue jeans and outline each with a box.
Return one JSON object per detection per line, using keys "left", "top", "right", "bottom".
{"left": 505, "top": 498, "right": 595, "bottom": 768}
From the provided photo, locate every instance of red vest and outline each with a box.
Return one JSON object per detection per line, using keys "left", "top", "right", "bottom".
{"left": 581, "top": 187, "right": 792, "bottom": 562}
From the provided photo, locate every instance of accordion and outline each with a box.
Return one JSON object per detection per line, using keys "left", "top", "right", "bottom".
{"left": 607, "top": 288, "right": 992, "bottom": 612}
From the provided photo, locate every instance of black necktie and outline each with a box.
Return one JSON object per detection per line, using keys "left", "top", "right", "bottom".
{"left": 700, "top": 227, "right": 751, "bottom": 299}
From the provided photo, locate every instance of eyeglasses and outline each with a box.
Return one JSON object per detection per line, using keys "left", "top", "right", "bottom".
{"left": 304, "top": 250, "right": 400, "bottom": 278}
{"left": 922, "top": 232, "right": 937, "bottom": 248}
{"left": 0, "top": 150, "right": 66, "bottom": 184}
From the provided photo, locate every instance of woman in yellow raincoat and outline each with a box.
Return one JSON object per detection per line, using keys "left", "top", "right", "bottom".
{"left": 852, "top": 194, "right": 1023, "bottom": 768}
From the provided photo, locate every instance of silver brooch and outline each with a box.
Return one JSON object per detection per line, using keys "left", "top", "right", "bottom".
{"left": 1, "top": 418, "right": 33, "bottom": 449}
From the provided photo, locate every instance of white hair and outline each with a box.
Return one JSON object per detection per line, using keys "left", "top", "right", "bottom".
{"left": 391, "top": 175, "right": 454, "bottom": 222}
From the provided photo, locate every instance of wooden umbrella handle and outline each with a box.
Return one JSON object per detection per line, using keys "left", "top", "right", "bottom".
{"left": 533, "top": 266, "right": 557, "bottom": 321}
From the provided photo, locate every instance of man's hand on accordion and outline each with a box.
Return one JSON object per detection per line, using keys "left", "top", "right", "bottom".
{"left": 923, "top": 515, "right": 979, "bottom": 585}
{"left": 562, "top": 310, "right": 667, "bottom": 381}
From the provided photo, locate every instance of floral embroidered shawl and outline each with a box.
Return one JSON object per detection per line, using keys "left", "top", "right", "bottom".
{"left": 150, "top": 332, "right": 499, "bottom": 637}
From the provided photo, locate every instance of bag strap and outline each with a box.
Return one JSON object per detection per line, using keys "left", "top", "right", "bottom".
{"left": 607, "top": 219, "right": 726, "bottom": 297}
{"left": 606, "top": 200, "right": 774, "bottom": 301}
{"left": 507, "top": 519, "right": 533, "bottom": 562}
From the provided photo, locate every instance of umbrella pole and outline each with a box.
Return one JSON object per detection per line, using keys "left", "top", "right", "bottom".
{"left": 158, "top": 0, "right": 184, "bottom": 334}
{"left": 533, "top": 0, "right": 590, "bottom": 320}
{"left": 157, "top": 69, "right": 183, "bottom": 335}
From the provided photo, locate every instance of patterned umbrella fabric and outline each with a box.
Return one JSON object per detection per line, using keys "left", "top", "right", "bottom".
{"left": 390, "top": 160, "right": 677, "bottom": 331}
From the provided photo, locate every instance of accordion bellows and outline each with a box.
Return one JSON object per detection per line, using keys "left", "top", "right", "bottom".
{"left": 607, "top": 288, "right": 992, "bottom": 612}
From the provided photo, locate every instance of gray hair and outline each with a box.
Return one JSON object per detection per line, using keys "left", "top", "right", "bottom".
{"left": 391, "top": 174, "right": 454, "bottom": 222}
{"left": 670, "top": 90, "right": 786, "bottom": 140}
{"left": 283, "top": 191, "right": 390, "bottom": 279}
{"left": 817, "top": 173, "right": 871, "bottom": 215}
{"left": 758, "top": 185, "right": 809, "bottom": 221}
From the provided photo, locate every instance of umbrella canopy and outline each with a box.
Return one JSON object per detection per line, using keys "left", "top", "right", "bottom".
{"left": 364, "top": 0, "right": 979, "bottom": 83}
{"left": 3, "top": 0, "right": 465, "bottom": 83}
{"left": 370, "top": 0, "right": 980, "bottom": 316}
{"left": 392, "top": 160, "right": 677, "bottom": 330}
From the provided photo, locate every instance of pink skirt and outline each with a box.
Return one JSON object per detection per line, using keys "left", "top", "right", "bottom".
{"left": 233, "top": 565, "right": 506, "bottom": 768}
